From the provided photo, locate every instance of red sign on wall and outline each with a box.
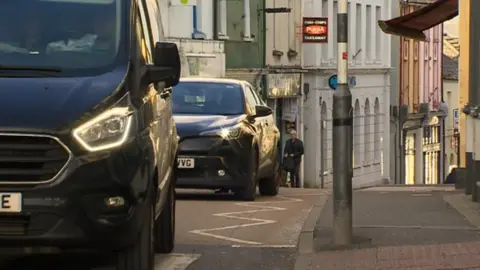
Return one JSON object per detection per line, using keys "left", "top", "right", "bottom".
{"left": 302, "top": 17, "right": 328, "bottom": 43}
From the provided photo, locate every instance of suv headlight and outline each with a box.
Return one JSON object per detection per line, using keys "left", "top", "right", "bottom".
{"left": 72, "top": 107, "right": 133, "bottom": 152}
{"left": 200, "top": 124, "right": 241, "bottom": 139}
{"left": 219, "top": 126, "right": 241, "bottom": 139}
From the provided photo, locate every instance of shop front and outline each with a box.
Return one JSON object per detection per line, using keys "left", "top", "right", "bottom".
{"left": 265, "top": 73, "right": 302, "bottom": 161}
{"left": 423, "top": 116, "right": 442, "bottom": 184}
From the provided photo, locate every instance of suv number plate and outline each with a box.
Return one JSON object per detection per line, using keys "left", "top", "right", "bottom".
{"left": 178, "top": 158, "right": 194, "bottom": 169}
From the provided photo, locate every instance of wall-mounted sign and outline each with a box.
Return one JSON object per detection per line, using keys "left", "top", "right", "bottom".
{"left": 302, "top": 17, "right": 328, "bottom": 43}
{"left": 267, "top": 73, "right": 301, "bottom": 98}
{"left": 327, "top": 74, "right": 356, "bottom": 90}
{"left": 453, "top": 108, "right": 459, "bottom": 129}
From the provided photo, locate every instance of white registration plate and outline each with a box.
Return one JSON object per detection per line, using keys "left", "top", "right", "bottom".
{"left": 178, "top": 158, "right": 195, "bottom": 169}
{"left": 0, "top": 193, "right": 22, "bottom": 213}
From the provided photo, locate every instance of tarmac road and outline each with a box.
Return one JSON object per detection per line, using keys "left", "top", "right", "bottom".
{"left": 0, "top": 188, "right": 329, "bottom": 270}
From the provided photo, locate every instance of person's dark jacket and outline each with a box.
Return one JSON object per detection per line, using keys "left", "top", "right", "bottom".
{"left": 284, "top": 138, "right": 304, "bottom": 165}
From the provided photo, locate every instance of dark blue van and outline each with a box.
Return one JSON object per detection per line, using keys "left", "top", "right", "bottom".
{"left": 0, "top": 0, "right": 180, "bottom": 269}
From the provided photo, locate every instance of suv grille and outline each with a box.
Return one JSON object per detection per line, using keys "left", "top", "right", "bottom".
{"left": 0, "top": 134, "right": 71, "bottom": 184}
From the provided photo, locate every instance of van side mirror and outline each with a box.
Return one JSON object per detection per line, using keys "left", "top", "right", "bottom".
{"left": 145, "top": 42, "right": 181, "bottom": 87}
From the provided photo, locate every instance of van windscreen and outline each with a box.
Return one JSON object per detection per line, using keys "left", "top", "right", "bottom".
{"left": 0, "top": 0, "right": 123, "bottom": 74}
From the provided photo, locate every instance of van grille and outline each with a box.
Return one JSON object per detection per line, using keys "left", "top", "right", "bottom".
{"left": 0, "top": 134, "right": 70, "bottom": 184}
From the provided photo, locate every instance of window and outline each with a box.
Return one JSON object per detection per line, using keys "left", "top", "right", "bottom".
{"left": 374, "top": 98, "right": 380, "bottom": 162}
{"left": 375, "top": 6, "right": 381, "bottom": 61}
{"left": 364, "top": 99, "right": 371, "bottom": 165}
{"left": 355, "top": 4, "right": 362, "bottom": 63}
{"left": 137, "top": 5, "right": 152, "bottom": 63}
{"left": 365, "top": 5, "right": 372, "bottom": 61}
{"left": 247, "top": 84, "right": 264, "bottom": 105}
{"left": 244, "top": 84, "right": 259, "bottom": 108}
{"left": 144, "top": 0, "right": 163, "bottom": 43}
{"left": 0, "top": 0, "right": 125, "bottom": 75}
{"left": 172, "top": 82, "right": 244, "bottom": 115}
{"left": 333, "top": 1, "right": 338, "bottom": 58}
{"left": 354, "top": 100, "right": 361, "bottom": 166}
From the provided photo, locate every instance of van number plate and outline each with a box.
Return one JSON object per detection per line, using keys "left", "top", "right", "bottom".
{"left": 178, "top": 158, "right": 194, "bottom": 169}
{"left": 0, "top": 193, "right": 22, "bottom": 213}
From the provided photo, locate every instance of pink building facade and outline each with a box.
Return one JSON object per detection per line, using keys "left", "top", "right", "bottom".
{"left": 420, "top": 25, "right": 442, "bottom": 110}
{"left": 399, "top": 2, "right": 444, "bottom": 185}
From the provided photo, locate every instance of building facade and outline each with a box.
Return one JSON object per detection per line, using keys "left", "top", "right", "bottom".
{"left": 263, "top": 0, "right": 306, "bottom": 186}
{"left": 223, "top": 0, "right": 266, "bottom": 88}
{"left": 394, "top": 1, "right": 445, "bottom": 185}
{"left": 158, "top": 0, "right": 262, "bottom": 78}
{"left": 442, "top": 53, "right": 459, "bottom": 174}
{"left": 302, "top": 0, "right": 392, "bottom": 189}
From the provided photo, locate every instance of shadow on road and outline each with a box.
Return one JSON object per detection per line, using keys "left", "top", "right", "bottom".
{"left": 176, "top": 189, "right": 245, "bottom": 202}
{"left": 0, "top": 253, "right": 111, "bottom": 270}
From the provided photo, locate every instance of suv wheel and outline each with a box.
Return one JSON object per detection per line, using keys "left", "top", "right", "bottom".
{"left": 236, "top": 149, "right": 258, "bottom": 201}
{"left": 116, "top": 201, "right": 154, "bottom": 270}
{"left": 154, "top": 171, "right": 175, "bottom": 253}
{"left": 259, "top": 158, "right": 280, "bottom": 196}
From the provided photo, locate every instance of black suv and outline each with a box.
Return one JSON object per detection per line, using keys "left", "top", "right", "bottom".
{"left": 173, "top": 78, "right": 281, "bottom": 201}
{"left": 0, "top": 0, "right": 180, "bottom": 269}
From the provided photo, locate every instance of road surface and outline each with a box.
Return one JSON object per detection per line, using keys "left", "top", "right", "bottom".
{"left": 1, "top": 188, "right": 328, "bottom": 270}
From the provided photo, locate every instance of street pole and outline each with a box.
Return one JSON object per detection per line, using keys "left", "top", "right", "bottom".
{"left": 332, "top": 0, "right": 353, "bottom": 245}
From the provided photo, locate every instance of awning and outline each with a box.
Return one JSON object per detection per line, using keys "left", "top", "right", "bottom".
{"left": 378, "top": 0, "right": 458, "bottom": 41}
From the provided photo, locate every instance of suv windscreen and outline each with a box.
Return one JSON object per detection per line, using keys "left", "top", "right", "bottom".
{"left": 0, "top": 0, "right": 124, "bottom": 76}
{"left": 172, "top": 82, "right": 245, "bottom": 115}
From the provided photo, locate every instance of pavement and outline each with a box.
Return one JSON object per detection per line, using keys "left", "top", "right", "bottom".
{"left": 296, "top": 185, "right": 480, "bottom": 270}
{"left": 0, "top": 187, "right": 330, "bottom": 270}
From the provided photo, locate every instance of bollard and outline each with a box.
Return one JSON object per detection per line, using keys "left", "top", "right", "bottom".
{"left": 465, "top": 115, "right": 474, "bottom": 195}
{"left": 454, "top": 168, "right": 467, "bottom": 190}
{"left": 473, "top": 116, "right": 480, "bottom": 201}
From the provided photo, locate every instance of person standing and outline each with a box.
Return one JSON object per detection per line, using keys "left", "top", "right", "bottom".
{"left": 283, "top": 130, "right": 304, "bottom": 188}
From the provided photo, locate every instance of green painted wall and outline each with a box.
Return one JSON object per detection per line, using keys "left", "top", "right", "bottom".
{"left": 225, "top": 0, "right": 265, "bottom": 69}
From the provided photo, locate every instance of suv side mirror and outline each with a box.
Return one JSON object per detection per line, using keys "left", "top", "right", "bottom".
{"left": 146, "top": 42, "right": 181, "bottom": 87}
{"left": 254, "top": 105, "right": 273, "bottom": 118}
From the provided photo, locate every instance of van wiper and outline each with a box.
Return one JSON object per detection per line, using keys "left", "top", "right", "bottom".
{"left": 0, "top": 65, "right": 63, "bottom": 72}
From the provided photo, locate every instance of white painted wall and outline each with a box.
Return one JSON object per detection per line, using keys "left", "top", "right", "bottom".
{"left": 159, "top": 0, "right": 215, "bottom": 39}
{"left": 444, "top": 79, "right": 459, "bottom": 173}
{"left": 167, "top": 38, "right": 225, "bottom": 78}
{"left": 444, "top": 16, "right": 459, "bottom": 37}
{"left": 302, "top": 0, "right": 391, "bottom": 69}
{"left": 303, "top": 72, "right": 389, "bottom": 188}
{"left": 301, "top": 0, "right": 391, "bottom": 188}
{"left": 265, "top": 0, "right": 302, "bottom": 67}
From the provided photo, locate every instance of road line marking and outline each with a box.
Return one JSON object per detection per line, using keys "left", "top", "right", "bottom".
{"left": 279, "top": 193, "right": 330, "bottom": 197}
{"left": 92, "top": 253, "right": 201, "bottom": 270}
{"left": 412, "top": 193, "right": 432, "bottom": 197}
{"left": 189, "top": 195, "right": 303, "bottom": 245}
{"left": 231, "top": 244, "right": 296, "bottom": 248}
{"left": 155, "top": 253, "right": 201, "bottom": 270}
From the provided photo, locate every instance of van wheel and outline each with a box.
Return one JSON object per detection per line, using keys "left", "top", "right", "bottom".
{"left": 236, "top": 150, "right": 257, "bottom": 201}
{"left": 116, "top": 202, "right": 154, "bottom": 270}
{"left": 259, "top": 160, "right": 280, "bottom": 196}
{"left": 154, "top": 174, "right": 175, "bottom": 253}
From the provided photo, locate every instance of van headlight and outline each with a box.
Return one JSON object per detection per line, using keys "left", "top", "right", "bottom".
{"left": 72, "top": 107, "right": 133, "bottom": 152}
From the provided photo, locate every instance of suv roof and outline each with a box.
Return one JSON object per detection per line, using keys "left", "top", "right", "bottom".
{"left": 179, "top": 77, "right": 245, "bottom": 85}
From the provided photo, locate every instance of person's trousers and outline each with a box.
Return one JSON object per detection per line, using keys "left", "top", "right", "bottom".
{"left": 289, "top": 164, "right": 300, "bottom": 188}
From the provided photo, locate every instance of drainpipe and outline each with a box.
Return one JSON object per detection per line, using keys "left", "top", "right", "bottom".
{"left": 243, "top": 0, "right": 253, "bottom": 41}
{"left": 192, "top": 5, "right": 206, "bottom": 39}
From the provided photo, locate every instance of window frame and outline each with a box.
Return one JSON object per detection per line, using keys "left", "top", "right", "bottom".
{"left": 137, "top": 0, "right": 153, "bottom": 63}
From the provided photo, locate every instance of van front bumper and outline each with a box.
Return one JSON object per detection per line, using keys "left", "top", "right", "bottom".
{"left": 0, "top": 134, "right": 154, "bottom": 251}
